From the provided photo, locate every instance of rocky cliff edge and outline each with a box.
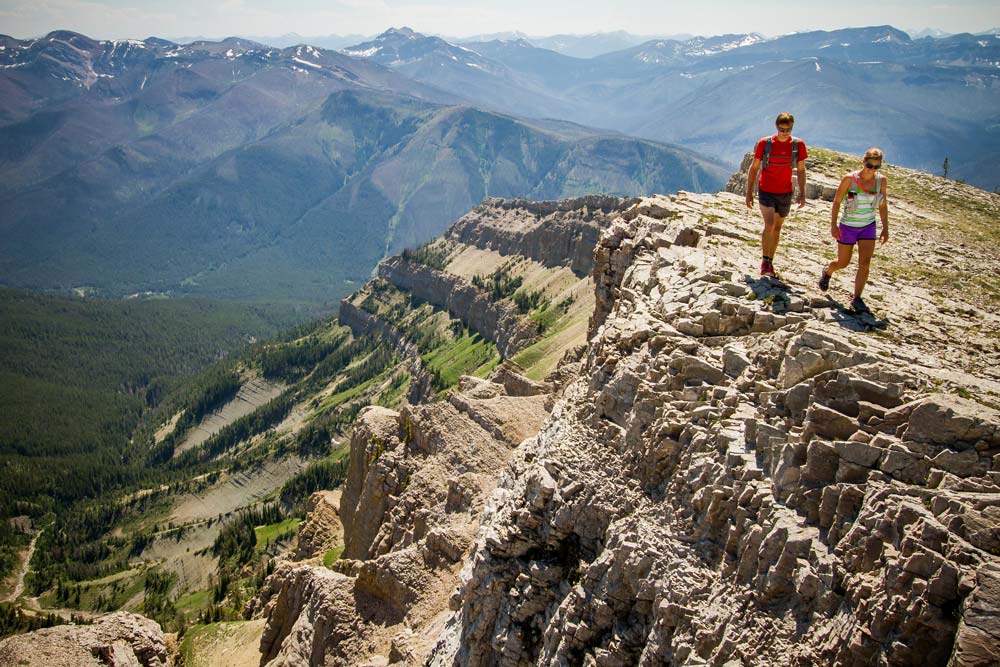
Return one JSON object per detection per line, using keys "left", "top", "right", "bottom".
{"left": 429, "top": 183, "right": 1000, "bottom": 667}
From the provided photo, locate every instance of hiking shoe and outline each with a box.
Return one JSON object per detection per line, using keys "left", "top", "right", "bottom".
{"left": 760, "top": 259, "right": 776, "bottom": 278}
{"left": 850, "top": 296, "right": 869, "bottom": 314}
{"left": 818, "top": 270, "right": 831, "bottom": 291}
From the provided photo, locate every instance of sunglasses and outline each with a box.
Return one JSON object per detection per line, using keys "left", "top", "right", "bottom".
{"left": 864, "top": 161, "right": 882, "bottom": 170}
{"left": 776, "top": 127, "right": 793, "bottom": 133}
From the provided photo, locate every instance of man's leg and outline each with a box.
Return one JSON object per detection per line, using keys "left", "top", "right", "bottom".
{"left": 760, "top": 205, "right": 785, "bottom": 260}
{"left": 854, "top": 239, "right": 876, "bottom": 298}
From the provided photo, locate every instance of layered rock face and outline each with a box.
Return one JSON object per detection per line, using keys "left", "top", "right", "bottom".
{"left": 377, "top": 257, "right": 541, "bottom": 359}
{"left": 255, "top": 154, "right": 1000, "bottom": 666}
{"left": 252, "top": 370, "right": 553, "bottom": 666}
{"left": 446, "top": 196, "right": 636, "bottom": 277}
{"left": 430, "top": 193, "right": 1000, "bottom": 667}
{"left": 0, "top": 612, "right": 168, "bottom": 667}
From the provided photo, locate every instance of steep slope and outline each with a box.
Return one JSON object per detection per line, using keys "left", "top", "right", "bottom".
{"left": 8, "top": 152, "right": 998, "bottom": 665}
{"left": 428, "top": 160, "right": 1000, "bottom": 667}
{"left": 233, "top": 198, "right": 624, "bottom": 665}
{"left": 6, "top": 195, "right": 616, "bottom": 648}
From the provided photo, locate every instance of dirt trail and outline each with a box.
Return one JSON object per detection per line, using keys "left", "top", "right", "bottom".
{"left": 3, "top": 529, "right": 39, "bottom": 603}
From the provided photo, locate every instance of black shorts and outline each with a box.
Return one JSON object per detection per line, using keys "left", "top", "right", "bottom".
{"left": 758, "top": 189, "right": 793, "bottom": 217}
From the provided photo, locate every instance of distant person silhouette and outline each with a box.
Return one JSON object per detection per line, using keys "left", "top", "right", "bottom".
{"left": 818, "top": 148, "right": 890, "bottom": 314}
{"left": 745, "top": 112, "right": 808, "bottom": 278}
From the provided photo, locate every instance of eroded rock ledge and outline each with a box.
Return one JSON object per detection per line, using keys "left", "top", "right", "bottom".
{"left": 428, "top": 194, "right": 1000, "bottom": 667}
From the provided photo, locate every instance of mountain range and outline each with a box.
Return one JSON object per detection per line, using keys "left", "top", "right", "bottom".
{"left": 0, "top": 30, "right": 727, "bottom": 307}
{"left": 339, "top": 25, "right": 1000, "bottom": 188}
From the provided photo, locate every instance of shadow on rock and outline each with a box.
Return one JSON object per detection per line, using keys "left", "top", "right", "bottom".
{"left": 744, "top": 275, "right": 802, "bottom": 314}
{"left": 825, "top": 295, "right": 890, "bottom": 332}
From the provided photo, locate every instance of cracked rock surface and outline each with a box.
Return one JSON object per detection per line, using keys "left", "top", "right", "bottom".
{"left": 429, "top": 192, "right": 1000, "bottom": 667}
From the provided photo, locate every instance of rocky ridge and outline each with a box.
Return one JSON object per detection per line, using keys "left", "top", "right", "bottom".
{"left": 340, "top": 196, "right": 606, "bottom": 387}
{"left": 25, "top": 149, "right": 983, "bottom": 666}
{"left": 446, "top": 196, "right": 637, "bottom": 277}
{"left": 248, "top": 151, "right": 1000, "bottom": 666}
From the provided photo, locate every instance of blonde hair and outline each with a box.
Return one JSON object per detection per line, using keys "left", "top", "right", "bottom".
{"left": 776, "top": 112, "right": 794, "bottom": 125}
{"left": 864, "top": 147, "right": 884, "bottom": 161}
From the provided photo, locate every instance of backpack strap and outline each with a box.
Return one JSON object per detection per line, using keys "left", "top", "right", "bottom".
{"left": 761, "top": 137, "right": 773, "bottom": 169}
{"left": 791, "top": 138, "right": 799, "bottom": 170}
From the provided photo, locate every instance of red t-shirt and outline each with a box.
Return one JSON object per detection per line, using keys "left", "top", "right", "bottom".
{"left": 754, "top": 136, "right": 807, "bottom": 194}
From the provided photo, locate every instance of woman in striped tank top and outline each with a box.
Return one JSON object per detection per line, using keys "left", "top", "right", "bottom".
{"left": 818, "top": 148, "right": 891, "bottom": 314}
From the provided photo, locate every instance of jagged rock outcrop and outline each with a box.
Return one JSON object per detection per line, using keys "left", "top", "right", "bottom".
{"left": 378, "top": 256, "right": 540, "bottom": 358}
{"left": 294, "top": 491, "right": 343, "bottom": 561}
{"left": 0, "top": 612, "right": 168, "bottom": 667}
{"left": 428, "top": 193, "right": 1000, "bottom": 667}
{"left": 253, "top": 369, "right": 552, "bottom": 666}
{"left": 447, "top": 196, "right": 636, "bottom": 277}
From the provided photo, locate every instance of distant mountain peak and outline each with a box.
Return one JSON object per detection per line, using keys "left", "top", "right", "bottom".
{"left": 384, "top": 26, "right": 419, "bottom": 39}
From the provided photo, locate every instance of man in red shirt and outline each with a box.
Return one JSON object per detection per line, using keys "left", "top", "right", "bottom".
{"left": 745, "top": 112, "right": 808, "bottom": 278}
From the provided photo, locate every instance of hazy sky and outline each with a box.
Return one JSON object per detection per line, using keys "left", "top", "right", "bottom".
{"left": 2, "top": 0, "right": 998, "bottom": 41}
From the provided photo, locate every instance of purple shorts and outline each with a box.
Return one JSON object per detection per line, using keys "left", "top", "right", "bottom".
{"left": 838, "top": 222, "right": 877, "bottom": 245}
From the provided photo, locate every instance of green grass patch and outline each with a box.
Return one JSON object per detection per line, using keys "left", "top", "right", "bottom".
{"left": 376, "top": 373, "right": 411, "bottom": 408}
{"left": 175, "top": 587, "right": 213, "bottom": 613}
{"left": 512, "top": 307, "right": 588, "bottom": 381}
{"left": 323, "top": 545, "right": 345, "bottom": 568}
{"left": 317, "top": 375, "right": 381, "bottom": 413}
{"left": 529, "top": 304, "right": 563, "bottom": 334}
{"left": 179, "top": 621, "right": 248, "bottom": 666}
{"left": 254, "top": 518, "right": 301, "bottom": 550}
{"left": 37, "top": 566, "right": 149, "bottom": 613}
{"left": 422, "top": 330, "right": 500, "bottom": 388}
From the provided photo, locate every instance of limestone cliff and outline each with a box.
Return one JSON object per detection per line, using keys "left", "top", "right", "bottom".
{"left": 446, "top": 196, "right": 636, "bottom": 277}
{"left": 377, "top": 256, "right": 540, "bottom": 359}
{"left": 252, "top": 373, "right": 552, "bottom": 665}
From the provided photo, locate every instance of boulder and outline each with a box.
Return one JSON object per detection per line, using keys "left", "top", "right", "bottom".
{"left": 0, "top": 612, "right": 167, "bottom": 667}
{"left": 904, "top": 395, "right": 1000, "bottom": 449}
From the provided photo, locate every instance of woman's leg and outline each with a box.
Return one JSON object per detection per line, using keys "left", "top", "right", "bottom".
{"left": 825, "top": 242, "right": 854, "bottom": 277}
{"left": 854, "top": 239, "right": 876, "bottom": 297}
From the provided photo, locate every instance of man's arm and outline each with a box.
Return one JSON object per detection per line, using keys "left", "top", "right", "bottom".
{"left": 745, "top": 158, "right": 761, "bottom": 209}
{"left": 796, "top": 162, "right": 807, "bottom": 208}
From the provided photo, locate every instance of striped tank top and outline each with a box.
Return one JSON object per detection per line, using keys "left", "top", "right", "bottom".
{"left": 840, "top": 171, "right": 883, "bottom": 228}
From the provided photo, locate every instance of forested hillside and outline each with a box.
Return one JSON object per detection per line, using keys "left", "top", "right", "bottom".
{"left": 0, "top": 288, "right": 304, "bottom": 582}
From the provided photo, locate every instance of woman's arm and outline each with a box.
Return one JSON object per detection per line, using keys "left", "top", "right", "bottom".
{"left": 879, "top": 176, "right": 890, "bottom": 244}
{"left": 830, "top": 175, "right": 851, "bottom": 241}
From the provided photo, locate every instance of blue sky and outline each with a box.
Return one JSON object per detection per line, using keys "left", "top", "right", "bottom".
{"left": 1, "top": 0, "right": 998, "bottom": 40}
